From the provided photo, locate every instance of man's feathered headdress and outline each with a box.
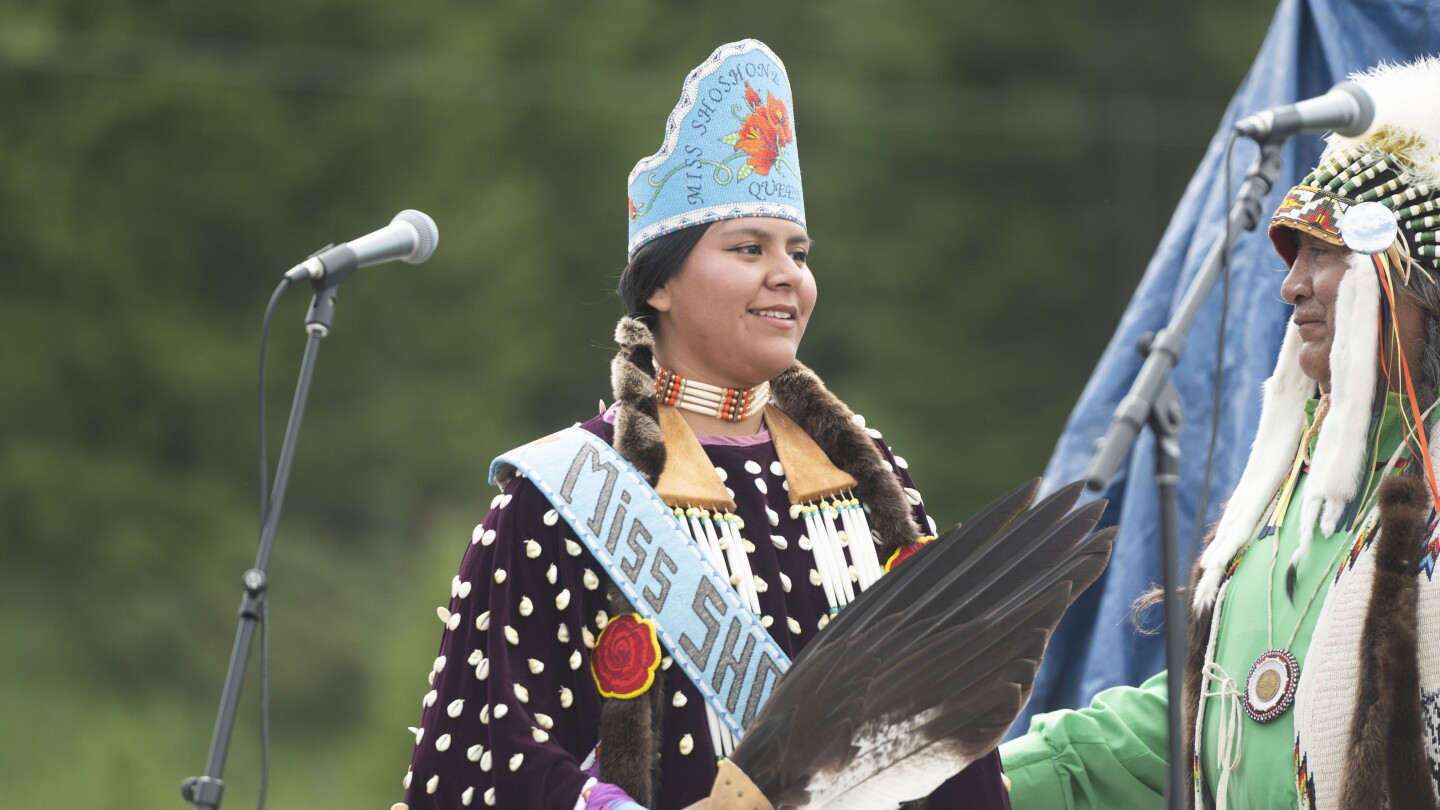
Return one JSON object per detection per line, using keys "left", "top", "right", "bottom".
{"left": 1196, "top": 56, "right": 1440, "bottom": 608}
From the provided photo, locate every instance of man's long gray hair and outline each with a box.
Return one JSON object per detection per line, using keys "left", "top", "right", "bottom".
{"left": 1403, "top": 268, "right": 1440, "bottom": 483}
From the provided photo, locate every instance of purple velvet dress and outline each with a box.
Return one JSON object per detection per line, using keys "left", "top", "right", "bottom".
{"left": 400, "top": 409, "right": 1011, "bottom": 809}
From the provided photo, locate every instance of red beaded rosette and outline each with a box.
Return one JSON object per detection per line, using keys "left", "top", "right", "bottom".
{"left": 591, "top": 613, "right": 662, "bottom": 699}
{"left": 885, "top": 535, "right": 936, "bottom": 573}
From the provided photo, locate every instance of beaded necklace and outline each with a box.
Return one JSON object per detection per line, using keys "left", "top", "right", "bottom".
{"left": 654, "top": 364, "right": 769, "bottom": 422}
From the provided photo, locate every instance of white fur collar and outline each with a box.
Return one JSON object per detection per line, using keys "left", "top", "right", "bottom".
{"left": 1194, "top": 256, "right": 1381, "bottom": 608}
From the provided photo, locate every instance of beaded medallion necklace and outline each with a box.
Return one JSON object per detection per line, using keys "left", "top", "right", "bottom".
{"left": 1241, "top": 395, "right": 1408, "bottom": 723}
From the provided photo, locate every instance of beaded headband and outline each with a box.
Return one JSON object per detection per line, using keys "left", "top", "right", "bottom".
{"left": 1270, "top": 151, "right": 1440, "bottom": 278}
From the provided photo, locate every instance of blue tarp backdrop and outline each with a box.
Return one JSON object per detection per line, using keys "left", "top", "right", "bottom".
{"left": 1013, "top": 0, "right": 1440, "bottom": 737}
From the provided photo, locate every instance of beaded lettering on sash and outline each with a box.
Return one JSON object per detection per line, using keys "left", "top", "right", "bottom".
{"left": 652, "top": 403, "right": 887, "bottom": 757}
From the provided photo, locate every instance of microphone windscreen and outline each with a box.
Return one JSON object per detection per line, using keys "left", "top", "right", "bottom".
{"left": 394, "top": 209, "right": 439, "bottom": 263}
{"left": 1334, "top": 81, "right": 1376, "bottom": 138}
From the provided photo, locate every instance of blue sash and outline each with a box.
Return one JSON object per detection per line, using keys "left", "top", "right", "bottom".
{"left": 490, "top": 427, "right": 791, "bottom": 737}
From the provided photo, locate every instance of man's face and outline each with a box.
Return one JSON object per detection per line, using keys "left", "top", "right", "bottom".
{"left": 1279, "top": 230, "right": 1430, "bottom": 393}
{"left": 1281, "top": 232, "right": 1351, "bottom": 390}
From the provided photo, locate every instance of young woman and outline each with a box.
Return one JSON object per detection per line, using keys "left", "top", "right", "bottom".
{"left": 396, "top": 40, "right": 1010, "bottom": 810}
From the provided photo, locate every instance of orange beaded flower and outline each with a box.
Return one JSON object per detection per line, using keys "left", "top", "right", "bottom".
{"left": 723, "top": 81, "right": 794, "bottom": 178}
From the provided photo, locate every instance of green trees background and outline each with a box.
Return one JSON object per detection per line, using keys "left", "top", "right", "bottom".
{"left": 0, "top": 2, "right": 1271, "bottom": 806}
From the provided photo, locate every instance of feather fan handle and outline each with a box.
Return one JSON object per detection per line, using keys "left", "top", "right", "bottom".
{"left": 710, "top": 759, "right": 776, "bottom": 810}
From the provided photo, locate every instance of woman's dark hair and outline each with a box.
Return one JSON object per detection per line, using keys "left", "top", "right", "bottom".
{"left": 618, "top": 222, "right": 712, "bottom": 328}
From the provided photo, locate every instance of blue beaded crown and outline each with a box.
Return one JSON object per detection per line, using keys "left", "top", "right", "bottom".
{"left": 627, "top": 40, "right": 806, "bottom": 260}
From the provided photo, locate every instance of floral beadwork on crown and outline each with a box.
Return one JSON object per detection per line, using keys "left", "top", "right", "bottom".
{"left": 723, "top": 81, "right": 796, "bottom": 179}
{"left": 591, "top": 613, "right": 662, "bottom": 699}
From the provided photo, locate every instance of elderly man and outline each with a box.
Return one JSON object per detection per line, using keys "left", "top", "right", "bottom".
{"left": 1000, "top": 55, "right": 1440, "bottom": 809}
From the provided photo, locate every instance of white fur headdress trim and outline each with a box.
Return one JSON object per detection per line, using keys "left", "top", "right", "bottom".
{"left": 1291, "top": 254, "right": 1380, "bottom": 572}
{"left": 1325, "top": 56, "right": 1440, "bottom": 191}
{"left": 1194, "top": 322, "right": 1312, "bottom": 607}
{"left": 1194, "top": 257, "right": 1383, "bottom": 607}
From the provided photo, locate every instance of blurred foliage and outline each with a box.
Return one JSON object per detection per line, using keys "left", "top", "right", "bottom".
{"left": 0, "top": 0, "right": 1273, "bottom": 806}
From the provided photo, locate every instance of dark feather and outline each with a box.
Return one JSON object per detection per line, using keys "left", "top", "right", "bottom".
{"left": 725, "top": 479, "right": 1115, "bottom": 808}
{"left": 788, "top": 479, "right": 1041, "bottom": 664}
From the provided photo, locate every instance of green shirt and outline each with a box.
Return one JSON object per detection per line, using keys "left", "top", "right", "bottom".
{"left": 1001, "top": 672, "right": 1170, "bottom": 808}
{"left": 1001, "top": 394, "right": 1408, "bottom": 809}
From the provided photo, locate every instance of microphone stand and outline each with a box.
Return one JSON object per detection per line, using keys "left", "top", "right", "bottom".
{"left": 1083, "top": 136, "right": 1284, "bottom": 810}
{"left": 181, "top": 279, "right": 343, "bottom": 810}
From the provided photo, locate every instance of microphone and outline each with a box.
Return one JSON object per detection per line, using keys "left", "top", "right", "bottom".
{"left": 285, "top": 209, "right": 439, "bottom": 284}
{"left": 1234, "top": 81, "right": 1375, "bottom": 141}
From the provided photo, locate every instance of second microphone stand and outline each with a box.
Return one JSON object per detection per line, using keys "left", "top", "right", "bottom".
{"left": 1084, "top": 136, "right": 1285, "bottom": 810}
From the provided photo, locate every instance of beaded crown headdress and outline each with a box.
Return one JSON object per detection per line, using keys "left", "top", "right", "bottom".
{"left": 1196, "top": 56, "right": 1440, "bottom": 607}
{"left": 626, "top": 40, "right": 806, "bottom": 260}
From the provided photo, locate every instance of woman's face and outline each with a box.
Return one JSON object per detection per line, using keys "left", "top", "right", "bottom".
{"left": 647, "top": 217, "right": 816, "bottom": 388}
